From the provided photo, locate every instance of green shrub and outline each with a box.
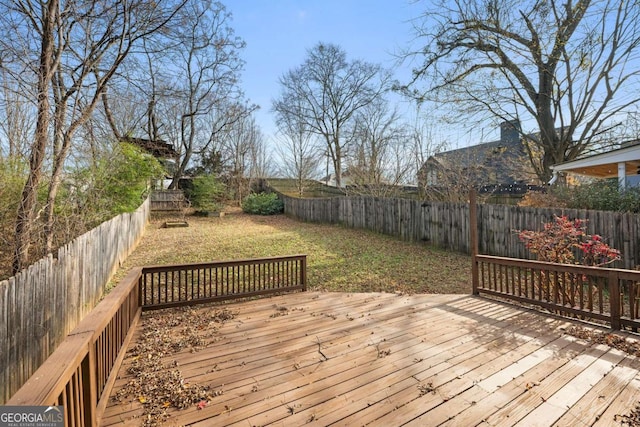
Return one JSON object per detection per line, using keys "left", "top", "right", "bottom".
{"left": 69, "top": 142, "right": 166, "bottom": 222}
{"left": 101, "top": 143, "right": 166, "bottom": 214}
{"left": 555, "top": 179, "right": 640, "bottom": 212}
{"left": 242, "top": 192, "right": 284, "bottom": 215}
{"left": 189, "top": 174, "right": 225, "bottom": 212}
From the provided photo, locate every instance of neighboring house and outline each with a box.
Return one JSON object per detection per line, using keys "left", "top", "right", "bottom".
{"left": 121, "top": 136, "right": 178, "bottom": 160}
{"left": 418, "top": 120, "right": 540, "bottom": 194}
{"left": 320, "top": 170, "right": 355, "bottom": 188}
{"left": 121, "top": 136, "right": 179, "bottom": 189}
{"left": 550, "top": 140, "right": 640, "bottom": 189}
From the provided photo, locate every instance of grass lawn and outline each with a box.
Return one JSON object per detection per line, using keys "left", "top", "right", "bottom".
{"left": 113, "top": 209, "right": 472, "bottom": 294}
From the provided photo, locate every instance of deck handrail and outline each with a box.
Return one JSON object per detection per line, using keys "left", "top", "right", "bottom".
{"left": 140, "top": 254, "right": 307, "bottom": 310}
{"left": 6, "top": 255, "right": 307, "bottom": 427}
{"left": 473, "top": 254, "right": 640, "bottom": 331}
{"left": 6, "top": 267, "right": 143, "bottom": 426}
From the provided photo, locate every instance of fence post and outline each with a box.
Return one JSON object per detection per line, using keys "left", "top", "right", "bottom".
{"left": 470, "top": 190, "right": 479, "bottom": 295}
{"left": 609, "top": 270, "right": 621, "bottom": 330}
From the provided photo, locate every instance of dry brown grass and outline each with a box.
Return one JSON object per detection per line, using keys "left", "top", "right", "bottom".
{"left": 112, "top": 209, "right": 472, "bottom": 294}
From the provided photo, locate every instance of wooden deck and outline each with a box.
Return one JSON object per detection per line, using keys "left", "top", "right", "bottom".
{"left": 102, "top": 292, "right": 640, "bottom": 426}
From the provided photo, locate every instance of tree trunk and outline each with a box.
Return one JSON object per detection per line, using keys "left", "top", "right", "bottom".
{"left": 332, "top": 134, "right": 342, "bottom": 187}
{"left": 170, "top": 113, "right": 195, "bottom": 190}
{"left": 13, "top": 0, "right": 59, "bottom": 274}
{"left": 536, "top": 70, "right": 564, "bottom": 183}
{"left": 101, "top": 90, "right": 121, "bottom": 140}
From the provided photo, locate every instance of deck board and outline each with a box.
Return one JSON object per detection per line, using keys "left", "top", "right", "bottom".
{"left": 101, "top": 292, "right": 640, "bottom": 426}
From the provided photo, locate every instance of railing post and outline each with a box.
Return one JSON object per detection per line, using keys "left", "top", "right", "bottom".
{"left": 301, "top": 256, "right": 307, "bottom": 291}
{"left": 82, "top": 346, "right": 98, "bottom": 427}
{"left": 470, "top": 190, "right": 479, "bottom": 295}
{"left": 138, "top": 273, "right": 144, "bottom": 309}
{"left": 609, "top": 270, "right": 621, "bottom": 330}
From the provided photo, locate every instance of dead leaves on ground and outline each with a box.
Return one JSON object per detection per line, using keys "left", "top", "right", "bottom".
{"left": 564, "top": 325, "right": 640, "bottom": 357}
{"left": 112, "top": 306, "right": 236, "bottom": 426}
{"left": 615, "top": 408, "right": 640, "bottom": 426}
{"left": 417, "top": 382, "right": 436, "bottom": 396}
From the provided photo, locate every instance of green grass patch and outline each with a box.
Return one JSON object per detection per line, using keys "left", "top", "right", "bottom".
{"left": 114, "top": 209, "right": 472, "bottom": 294}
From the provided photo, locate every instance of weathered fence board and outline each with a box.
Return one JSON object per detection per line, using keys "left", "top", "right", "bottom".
{"left": 149, "top": 190, "right": 188, "bottom": 211}
{"left": 0, "top": 200, "right": 150, "bottom": 404}
{"left": 280, "top": 194, "right": 640, "bottom": 269}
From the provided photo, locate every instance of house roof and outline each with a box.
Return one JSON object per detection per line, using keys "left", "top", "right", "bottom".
{"left": 431, "top": 138, "right": 519, "bottom": 167}
{"left": 427, "top": 137, "right": 535, "bottom": 184}
{"left": 550, "top": 142, "right": 640, "bottom": 178}
{"left": 121, "top": 137, "right": 178, "bottom": 159}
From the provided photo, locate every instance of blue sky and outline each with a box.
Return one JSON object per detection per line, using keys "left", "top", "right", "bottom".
{"left": 227, "top": 1, "right": 640, "bottom": 157}
{"left": 228, "top": 1, "right": 428, "bottom": 143}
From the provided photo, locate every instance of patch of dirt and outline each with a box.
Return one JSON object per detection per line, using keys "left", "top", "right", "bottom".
{"left": 112, "top": 306, "right": 236, "bottom": 426}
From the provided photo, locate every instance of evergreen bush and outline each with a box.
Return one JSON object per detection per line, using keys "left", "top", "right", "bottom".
{"left": 555, "top": 179, "right": 640, "bottom": 213}
{"left": 189, "top": 174, "right": 225, "bottom": 212}
{"left": 241, "top": 192, "right": 284, "bottom": 215}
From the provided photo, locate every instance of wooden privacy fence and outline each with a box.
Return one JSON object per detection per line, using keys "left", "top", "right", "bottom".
{"left": 0, "top": 200, "right": 150, "bottom": 404}
{"left": 280, "top": 194, "right": 640, "bottom": 269}
{"left": 7, "top": 255, "right": 306, "bottom": 427}
{"left": 149, "top": 189, "right": 189, "bottom": 211}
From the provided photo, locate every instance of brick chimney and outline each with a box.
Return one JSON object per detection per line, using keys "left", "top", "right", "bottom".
{"left": 500, "top": 120, "right": 521, "bottom": 144}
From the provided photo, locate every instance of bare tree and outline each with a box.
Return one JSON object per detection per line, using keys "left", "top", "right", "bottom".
{"left": 44, "top": 1, "right": 185, "bottom": 253}
{"left": 98, "top": 35, "right": 178, "bottom": 145}
{"left": 592, "top": 110, "right": 640, "bottom": 148}
{"left": 218, "top": 114, "right": 265, "bottom": 202}
{"left": 0, "top": 0, "right": 184, "bottom": 273}
{"left": 274, "top": 101, "right": 321, "bottom": 196}
{"left": 410, "top": 115, "right": 448, "bottom": 188}
{"left": 0, "top": 72, "right": 34, "bottom": 159}
{"left": 345, "top": 98, "right": 412, "bottom": 197}
{"left": 166, "top": 0, "right": 247, "bottom": 189}
{"left": 248, "top": 131, "right": 275, "bottom": 181}
{"left": 100, "top": 5, "right": 253, "bottom": 188}
{"left": 3, "top": 0, "right": 60, "bottom": 273}
{"left": 403, "top": 0, "right": 640, "bottom": 182}
{"left": 273, "top": 42, "right": 392, "bottom": 187}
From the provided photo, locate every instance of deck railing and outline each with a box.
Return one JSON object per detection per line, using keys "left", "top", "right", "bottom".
{"left": 473, "top": 255, "right": 640, "bottom": 331}
{"left": 6, "top": 255, "right": 306, "bottom": 427}
{"left": 140, "top": 255, "right": 307, "bottom": 310}
{"left": 6, "top": 267, "right": 143, "bottom": 427}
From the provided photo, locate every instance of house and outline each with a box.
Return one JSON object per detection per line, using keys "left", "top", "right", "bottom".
{"left": 418, "top": 120, "right": 540, "bottom": 194}
{"left": 550, "top": 140, "right": 640, "bottom": 189}
{"left": 121, "top": 136, "right": 179, "bottom": 189}
{"left": 121, "top": 136, "right": 178, "bottom": 159}
{"left": 320, "top": 170, "right": 354, "bottom": 188}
